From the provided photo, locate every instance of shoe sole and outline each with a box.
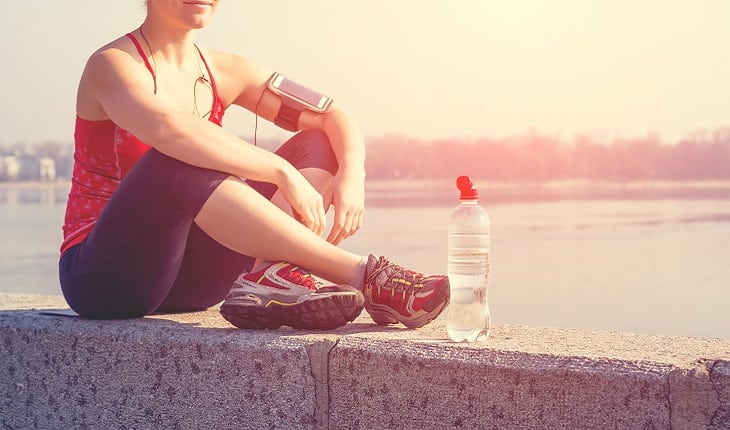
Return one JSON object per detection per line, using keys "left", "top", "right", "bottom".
{"left": 220, "top": 291, "right": 364, "bottom": 330}
{"left": 366, "top": 278, "right": 451, "bottom": 329}
{"left": 366, "top": 298, "right": 449, "bottom": 328}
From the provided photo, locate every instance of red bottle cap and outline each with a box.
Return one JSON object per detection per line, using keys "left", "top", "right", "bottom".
{"left": 456, "top": 175, "right": 478, "bottom": 199}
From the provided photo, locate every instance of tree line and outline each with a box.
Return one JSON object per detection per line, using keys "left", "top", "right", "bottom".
{"left": 364, "top": 128, "right": 730, "bottom": 182}
{"left": 3, "top": 127, "right": 730, "bottom": 182}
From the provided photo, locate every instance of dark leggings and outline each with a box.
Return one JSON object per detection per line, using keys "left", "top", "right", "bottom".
{"left": 59, "top": 130, "right": 338, "bottom": 319}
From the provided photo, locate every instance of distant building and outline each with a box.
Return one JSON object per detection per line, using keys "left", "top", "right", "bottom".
{"left": 0, "top": 156, "right": 21, "bottom": 181}
{"left": 39, "top": 157, "right": 56, "bottom": 181}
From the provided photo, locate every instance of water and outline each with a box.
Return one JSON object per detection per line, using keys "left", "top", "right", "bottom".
{"left": 447, "top": 212, "right": 491, "bottom": 341}
{"left": 1, "top": 185, "right": 66, "bottom": 296}
{"left": 446, "top": 196, "right": 491, "bottom": 342}
{"left": 2, "top": 183, "right": 730, "bottom": 339}
{"left": 339, "top": 198, "right": 730, "bottom": 339}
{"left": 447, "top": 300, "right": 491, "bottom": 342}
{"left": 446, "top": 259, "right": 491, "bottom": 343}
{"left": 447, "top": 248, "right": 491, "bottom": 343}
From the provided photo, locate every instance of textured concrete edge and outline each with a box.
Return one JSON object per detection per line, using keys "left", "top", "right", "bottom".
{"left": 0, "top": 310, "right": 327, "bottom": 429}
{"left": 324, "top": 337, "right": 730, "bottom": 430}
{"left": 304, "top": 339, "right": 339, "bottom": 430}
{"left": 668, "top": 360, "right": 726, "bottom": 430}
{"left": 709, "top": 360, "right": 730, "bottom": 429}
{"left": 326, "top": 339, "right": 671, "bottom": 429}
{"left": 2, "top": 293, "right": 730, "bottom": 429}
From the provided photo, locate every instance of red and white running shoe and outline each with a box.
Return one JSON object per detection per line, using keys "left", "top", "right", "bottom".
{"left": 363, "top": 255, "right": 450, "bottom": 328}
{"left": 220, "top": 261, "right": 364, "bottom": 330}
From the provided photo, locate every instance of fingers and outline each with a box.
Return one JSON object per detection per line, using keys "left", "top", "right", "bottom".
{"left": 296, "top": 203, "right": 326, "bottom": 236}
{"left": 279, "top": 171, "right": 327, "bottom": 236}
{"left": 327, "top": 206, "right": 363, "bottom": 245}
{"left": 313, "top": 205, "right": 326, "bottom": 236}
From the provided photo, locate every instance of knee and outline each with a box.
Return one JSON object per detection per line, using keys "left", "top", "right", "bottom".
{"left": 133, "top": 147, "right": 179, "bottom": 173}
{"left": 295, "top": 129, "right": 329, "bottom": 146}
{"left": 283, "top": 130, "right": 339, "bottom": 176}
{"left": 62, "top": 288, "right": 155, "bottom": 319}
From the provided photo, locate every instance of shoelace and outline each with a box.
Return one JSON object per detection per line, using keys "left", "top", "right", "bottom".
{"left": 283, "top": 264, "right": 321, "bottom": 291}
{"left": 368, "top": 257, "right": 424, "bottom": 300}
{"left": 232, "top": 262, "right": 321, "bottom": 291}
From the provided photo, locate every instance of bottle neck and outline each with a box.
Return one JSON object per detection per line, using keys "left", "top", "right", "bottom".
{"left": 460, "top": 199, "right": 479, "bottom": 204}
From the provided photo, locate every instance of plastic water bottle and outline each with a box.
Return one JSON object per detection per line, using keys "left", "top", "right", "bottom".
{"left": 447, "top": 176, "right": 491, "bottom": 342}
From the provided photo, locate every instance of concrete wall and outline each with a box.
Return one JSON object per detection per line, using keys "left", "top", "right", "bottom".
{"left": 1, "top": 293, "right": 729, "bottom": 430}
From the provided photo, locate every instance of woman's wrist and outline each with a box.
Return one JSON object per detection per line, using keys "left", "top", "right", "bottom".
{"left": 272, "top": 159, "right": 298, "bottom": 189}
{"left": 337, "top": 165, "right": 366, "bottom": 180}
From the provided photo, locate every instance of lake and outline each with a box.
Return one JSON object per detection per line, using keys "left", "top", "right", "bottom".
{"left": 1, "top": 182, "right": 728, "bottom": 339}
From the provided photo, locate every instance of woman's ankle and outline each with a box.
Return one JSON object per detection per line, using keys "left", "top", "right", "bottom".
{"left": 349, "top": 256, "right": 368, "bottom": 290}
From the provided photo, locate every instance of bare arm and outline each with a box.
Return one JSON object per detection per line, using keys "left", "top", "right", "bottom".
{"left": 302, "top": 107, "right": 366, "bottom": 245}
{"left": 222, "top": 55, "right": 366, "bottom": 244}
{"left": 81, "top": 46, "right": 328, "bottom": 234}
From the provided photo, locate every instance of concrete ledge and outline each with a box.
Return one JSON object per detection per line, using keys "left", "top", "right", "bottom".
{"left": 1, "top": 293, "right": 729, "bottom": 430}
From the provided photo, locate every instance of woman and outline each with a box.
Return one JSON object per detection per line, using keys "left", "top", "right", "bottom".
{"left": 59, "top": 0, "right": 449, "bottom": 330}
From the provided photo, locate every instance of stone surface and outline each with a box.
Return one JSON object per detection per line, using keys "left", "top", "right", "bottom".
{"left": 328, "top": 331, "right": 670, "bottom": 429}
{"left": 711, "top": 360, "right": 730, "bottom": 429}
{"left": 669, "top": 362, "right": 721, "bottom": 430}
{"left": 2, "top": 293, "right": 729, "bottom": 430}
{"left": 0, "top": 295, "right": 327, "bottom": 429}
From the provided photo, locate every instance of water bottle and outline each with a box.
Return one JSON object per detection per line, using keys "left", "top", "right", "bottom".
{"left": 447, "top": 176, "right": 491, "bottom": 342}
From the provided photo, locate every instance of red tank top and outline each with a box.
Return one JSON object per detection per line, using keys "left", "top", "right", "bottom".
{"left": 61, "top": 33, "right": 226, "bottom": 254}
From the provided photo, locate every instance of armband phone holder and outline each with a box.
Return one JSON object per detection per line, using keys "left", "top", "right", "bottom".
{"left": 267, "top": 73, "right": 332, "bottom": 132}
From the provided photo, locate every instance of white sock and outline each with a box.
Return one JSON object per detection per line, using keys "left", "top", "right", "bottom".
{"left": 252, "top": 260, "right": 274, "bottom": 272}
{"left": 350, "top": 257, "right": 369, "bottom": 290}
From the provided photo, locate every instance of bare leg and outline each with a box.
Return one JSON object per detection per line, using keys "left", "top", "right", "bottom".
{"left": 269, "top": 167, "right": 334, "bottom": 216}
{"left": 250, "top": 167, "right": 336, "bottom": 271}
{"left": 195, "top": 176, "right": 362, "bottom": 285}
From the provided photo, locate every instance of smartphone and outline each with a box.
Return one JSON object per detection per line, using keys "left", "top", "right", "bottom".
{"left": 267, "top": 73, "right": 332, "bottom": 113}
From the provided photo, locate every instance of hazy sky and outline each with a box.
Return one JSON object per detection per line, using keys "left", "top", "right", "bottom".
{"left": 2, "top": 1, "right": 729, "bottom": 144}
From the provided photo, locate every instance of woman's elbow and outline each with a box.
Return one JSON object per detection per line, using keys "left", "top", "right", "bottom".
{"left": 139, "top": 111, "right": 180, "bottom": 149}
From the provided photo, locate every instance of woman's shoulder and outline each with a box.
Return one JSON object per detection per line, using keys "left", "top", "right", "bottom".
{"left": 194, "top": 48, "right": 271, "bottom": 108}
{"left": 76, "top": 34, "right": 140, "bottom": 121}
{"left": 79, "top": 34, "right": 148, "bottom": 88}
{"left": 88, "top": 33, "right": 137, "bottom": 61}
{"left": 201, "top": 48, "right": 264, "bottom": 76}
{"left": 198, "top": 48, "right": 270, "bottom": 98}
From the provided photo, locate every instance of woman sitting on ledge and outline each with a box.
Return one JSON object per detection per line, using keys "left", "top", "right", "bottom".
{"left": 59, "top": 0, "right": 449, "bottom": 330}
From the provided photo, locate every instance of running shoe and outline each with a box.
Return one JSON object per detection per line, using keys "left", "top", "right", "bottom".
{"left": 363, "top": 255, "right": 450, "bottom": 328}
{"left": 219, "top": 261, "right": 364, "bottom": 330}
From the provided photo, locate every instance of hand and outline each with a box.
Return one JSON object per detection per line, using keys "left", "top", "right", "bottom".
{"left": 277, "top": 167, "right": 327, "bottom": 236}
{"left": 324, "top": 170, "right": 365, "bottom": 245}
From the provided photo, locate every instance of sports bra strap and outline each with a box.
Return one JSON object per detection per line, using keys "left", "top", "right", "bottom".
{"left": 126, "top": 33, "right": 158, "bottom": 93}
{"left": 194, "top": 45, "right": 219, "bottom": 98}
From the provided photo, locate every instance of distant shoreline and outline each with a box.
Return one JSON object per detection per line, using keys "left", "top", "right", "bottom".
{"left": 365, "top": 178, "right": 730, "bottom": 190}
{"left": 0, "top": 180, "right": 70, "bottom": 189}
{"left": 5, "top": 178, "right": 730, "bottom": 188}
{"left": 365, "top": 179, "right": 730, "bottom": 206}
{"left": 3, "top": 179, "right": 730, "bottom": 207}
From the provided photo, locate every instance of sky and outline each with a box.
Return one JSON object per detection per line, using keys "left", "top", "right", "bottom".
{"left": 1, "top": 1, "right": 730, "bottom": 145}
